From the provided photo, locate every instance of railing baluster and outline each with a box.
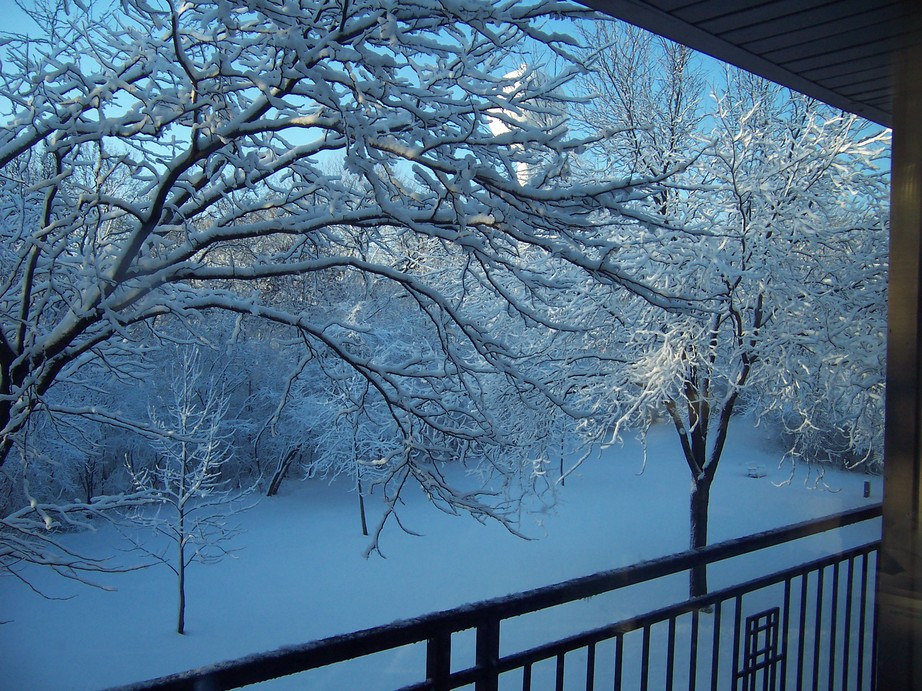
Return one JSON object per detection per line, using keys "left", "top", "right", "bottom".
{"left": 689, "top": 608, "right": 700, "bottom": 691}
{"left": 842, "top": 557, "right": 855, "bottom": 691}
{"left": 613, "top": 632, "right": 624, "bottom": 691}
{"left": 732, "top": 595, "right": 743, "bottom": 690}
{"left": 586, "top": 641, "right": 596, "bottom": 691}
{"left": 866, "top": 552, "right": 878, "bottom": 691}
{"left": 711, "top": 601, "right": 723, "bottom": 691}
{"left": 781, "top": 578, "right": 791, "bottom": 691}
{"left": 666, "top": 616, "right": 676, "bottom": 691}
{"left": 860, "top": 553, "right": 880, "bottom": 689}
{"left": 797, "top": 572, "right": 809, "bottom": 691}
{"left": 813, "top": 567, "right": 825, "bottom": 691}
{"left": 857, "top": 553, "right": 869, "bottom": 689}
{"left": 523, "top": 662, "right": 532, "bottom": 691}
{"left": 828, "top": 562, "right": 840, "bottom": 691}
{"left": 556, "top": 652, "right": 565, "bottom": 691}
{"left": 641, "top": 625, "right": 652, "bottom": 691}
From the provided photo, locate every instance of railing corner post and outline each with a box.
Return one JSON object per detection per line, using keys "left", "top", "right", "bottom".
{"left": 427, "top": 631, "right": 452, "bottom": 691}
{"left": 475, "top": 617, "right": 500, "bottom": 691}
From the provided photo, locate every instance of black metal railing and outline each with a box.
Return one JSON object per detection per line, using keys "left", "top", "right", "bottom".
{"left": 118, "top": 503, "right": 881, "bottom": 691}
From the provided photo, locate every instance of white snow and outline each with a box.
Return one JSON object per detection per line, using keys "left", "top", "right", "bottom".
{"left": 0, "top": 421, "right": 880, "bottom": 690}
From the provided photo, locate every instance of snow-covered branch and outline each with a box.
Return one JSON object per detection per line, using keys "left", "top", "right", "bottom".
{"left": 0, "top": 0, "right": 675, "bottom": 477}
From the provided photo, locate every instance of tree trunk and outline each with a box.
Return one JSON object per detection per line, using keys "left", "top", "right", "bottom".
{"left": 689, "top": 474, "right": 712, "bottom": 598}
{"left": 177, "top": 539, "right": 186, "bottom": 635}
{"left": 267, "top": 446, "right": 299, "bottom": 497}
{"left": 358, "top": 490, "right": 369, "bottom": 537}
{"left": 356, "top": 473, "right": 368, "bottom": 536}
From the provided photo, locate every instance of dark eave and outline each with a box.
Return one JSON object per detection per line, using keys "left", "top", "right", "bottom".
{"left": 578, "top": 0, "right": 903, "bottom": 128}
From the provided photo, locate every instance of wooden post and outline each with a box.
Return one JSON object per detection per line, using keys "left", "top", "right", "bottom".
{"left": 475, "top": 618, "right": 500, "bottom": 691}
{"left": 426, "top": 631, "right": 452, "bottom": 691}
{"left": 877, "top": 4, "right": 922, "bottom": 688}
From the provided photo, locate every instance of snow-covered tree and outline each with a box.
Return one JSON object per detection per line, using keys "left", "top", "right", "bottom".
{"left": 0, "top": 350, "right": 153, "bottom": 582}
{"left": 574, "top": 21, "right": 704, "bottom": 203}
{"left": 126, "top": 348, "right": 249, "bottom": 635}
{"left": 575, "top": 26, "right": 889, "bottom": 597}
{"left": 0, "top": 0, "right": 687, "bottom": 536}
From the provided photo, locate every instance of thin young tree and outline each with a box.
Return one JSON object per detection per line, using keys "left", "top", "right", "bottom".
{"left": 126, "top": 348, "right": 247, "bottom": 635}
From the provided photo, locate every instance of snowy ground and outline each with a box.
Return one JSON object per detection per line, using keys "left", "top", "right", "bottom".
{"left": 0, "top": 421, "right": 881, "bottom": 690}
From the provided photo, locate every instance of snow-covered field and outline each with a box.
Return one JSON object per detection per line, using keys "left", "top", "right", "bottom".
{"left": 0, "top": 421, "right": 881, "bottom": 690}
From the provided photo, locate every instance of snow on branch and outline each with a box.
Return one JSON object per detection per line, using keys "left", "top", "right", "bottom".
{"left": 0, "top": 0, "right": 679, "bottom": 479}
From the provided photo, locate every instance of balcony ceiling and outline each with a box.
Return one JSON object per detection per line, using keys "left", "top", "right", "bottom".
{"left": 578, "top": 0, "right": 905, "bottom": 128}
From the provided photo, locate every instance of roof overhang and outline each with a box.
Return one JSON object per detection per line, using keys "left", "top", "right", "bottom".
{"left": 578, "top": 0, "right": 904, "bottom": 128}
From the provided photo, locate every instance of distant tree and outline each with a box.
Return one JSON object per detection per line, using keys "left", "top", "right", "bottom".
{"left": 126, "top": 348, "right": 249, "bottom": 635}
{"left": 0, "top": 434, "right": 152, "bottom": 591}
{"left": 0, "top": 354, "right": 152, "bottom": 585}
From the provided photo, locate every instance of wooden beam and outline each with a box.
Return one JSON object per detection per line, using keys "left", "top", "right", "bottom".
{"left": 877, "top": 2, "right": 922, "bottom": 688}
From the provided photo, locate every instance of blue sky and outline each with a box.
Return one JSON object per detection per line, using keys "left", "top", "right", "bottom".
{"left": 6, "top": 1, "right": 45, "bottom": 36}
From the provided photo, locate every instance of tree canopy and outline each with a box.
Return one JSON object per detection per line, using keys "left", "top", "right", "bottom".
{"left": 0, "top": 3, "right": 889, "bottom": 579}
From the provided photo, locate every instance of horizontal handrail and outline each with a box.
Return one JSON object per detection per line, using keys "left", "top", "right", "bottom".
{"left": 118, "top": 503, "right": 881, "bottom": 691}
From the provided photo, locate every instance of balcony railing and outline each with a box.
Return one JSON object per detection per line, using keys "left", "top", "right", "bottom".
{"left": 118, "top": 503, "right": 881, "bottom": 691}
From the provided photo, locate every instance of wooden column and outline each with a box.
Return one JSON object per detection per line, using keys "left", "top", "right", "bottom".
{"left": 877, "top": 3, "right": 922, "bottom": 688}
